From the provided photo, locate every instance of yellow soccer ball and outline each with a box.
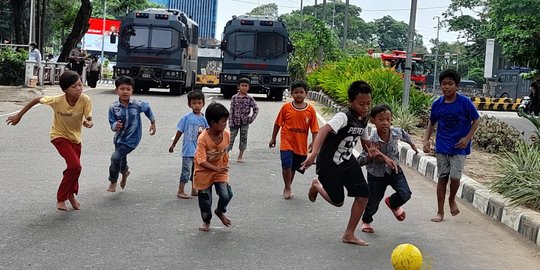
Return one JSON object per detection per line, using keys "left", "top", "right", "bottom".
{"left": 391, "top": 243, "right": 423, "bottom": 270}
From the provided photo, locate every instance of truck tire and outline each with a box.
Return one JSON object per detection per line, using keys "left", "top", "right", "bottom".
{"left": 170, "top": 83, "right": 182, "bottom": 95}
{"left": 222, "top": 86, "right": 235, "bottom": 99}
{"left": 269, "top": 88, "right": 284, "bottom": 101}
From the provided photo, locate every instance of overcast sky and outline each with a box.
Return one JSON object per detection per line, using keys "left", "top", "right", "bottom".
{"left": 216, "top": 0, "right": 463, "bottom": 50}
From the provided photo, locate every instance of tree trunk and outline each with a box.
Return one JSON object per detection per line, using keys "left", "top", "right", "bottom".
{"left": 10, "top": 0, "right": 27, "bottom": 44}
{"left": 58, "top": 0, "right": 92, "bottom": 62}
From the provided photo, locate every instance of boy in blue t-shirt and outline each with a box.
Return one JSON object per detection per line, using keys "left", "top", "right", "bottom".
{"left": 169, "top": 90, "right": 209, "bottom": 199}
{"left": 423, "top": 69, "right": 480, "bottom": 222}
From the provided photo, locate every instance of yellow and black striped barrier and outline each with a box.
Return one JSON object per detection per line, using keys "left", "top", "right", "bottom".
{"left": 470, "top": 97, "right": 520, "bottom": 111}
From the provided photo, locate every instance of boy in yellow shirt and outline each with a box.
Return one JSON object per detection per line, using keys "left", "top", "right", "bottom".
{"left": 7, "top": 71, "right": 93, "bottom": 211}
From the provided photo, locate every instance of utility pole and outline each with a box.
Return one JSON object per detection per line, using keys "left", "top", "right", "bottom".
{"left": 432, "top": 16, "right": 440, "bottom": 93}
{"left": 300, "top": 0, "right": 304, "bottom": 28}
{"left": 342, "top": 0, "right": 349, "bottom": 52}
{"left": 319, "top": 0, "right": 327, "bottom": 66}
{"left": 402, "top": 0, "right": 418, "bottom": 108}
{"left": 101, "top": 0, "right": 106, "bottom": 79}
{"left": 29, "top": 0, "right": 36, "bottom": 44}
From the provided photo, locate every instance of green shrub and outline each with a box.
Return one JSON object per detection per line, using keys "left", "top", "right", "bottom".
{"left": 306, "top": 56, "right": 433, "bottom": 115}
{"left": 390, "top": 103, "right": 420, "bottom": 135}
{"left": 473, "top": 115, "right": 521, "bottom": 153}
{"left": 0, "top": 47, "right": 28, "bottom": 85}
{"left": 490, "top": 142, "right": 540, "bottom": 209}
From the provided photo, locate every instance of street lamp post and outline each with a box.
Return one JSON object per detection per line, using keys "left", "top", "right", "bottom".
{"left": 432, "top": 16, "right": 440, "bottom": 93}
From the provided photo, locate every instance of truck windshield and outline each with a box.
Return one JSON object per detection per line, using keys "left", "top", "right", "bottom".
{"left": 225, "top": 31, "right": 286, "bottom": 59}
{"left": 124, "top": 26, "right": 173, "bottom": 49}
{"left": 256, "top": 32, "right": 285, "bottom": 58}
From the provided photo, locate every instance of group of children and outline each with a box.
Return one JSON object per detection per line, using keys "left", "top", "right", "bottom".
{"left": 6, "top": 68, "right": 479, "bottom": 243}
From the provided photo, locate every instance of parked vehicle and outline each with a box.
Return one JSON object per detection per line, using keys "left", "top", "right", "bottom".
{"left": 369, "top": 50, "right": 427, "bottom": 89}
{"left": 194, "top": 46, "right": 222, "bottom": 90}
{"left": 517, "top": 96, "right": 531, "bottom": 117}
{"left": 219, "top": 15, "right": 293, "bottom": 100}
{"left": 114, "top": 8, "right": 198, "bottom": 95}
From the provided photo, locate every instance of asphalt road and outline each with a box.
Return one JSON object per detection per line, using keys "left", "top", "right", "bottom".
{"left": 1, "top": 86, "right": 539, "bottom": 269}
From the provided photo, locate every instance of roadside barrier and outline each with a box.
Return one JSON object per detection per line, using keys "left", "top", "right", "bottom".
{"left": 470, "top": 97, "right": 520, "bottom": 111}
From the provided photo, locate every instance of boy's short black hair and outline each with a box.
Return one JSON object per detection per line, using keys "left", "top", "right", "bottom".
{"left": 370, "top": 104, "right": 392, "bottom": 118}
{"left": 205, "top": 102, "right": 229, "bottom": 125}
{"left": 290, "top": 81, "right": 308, "bottom": 92}
{"left": 439, "top": 69, "right": 461, "bottom": 85}
{"left": 59, "top": 70, "right": 81, "bottom": 91}
{"left": 347, "top": 81, "right": 372, "bottom": 101}
{"left": 187, "top": 90, "right": 205, "bottom": 105}
{"left": 238, "top": 77, "right": 250, "bottom": 85}
{"left": 531, "top": 81, "right": 539, "bottom": 91}
{"left": 115, "top": 76, "right": 135, "bottom": 88}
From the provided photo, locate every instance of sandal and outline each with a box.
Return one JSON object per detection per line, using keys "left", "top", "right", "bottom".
{"left": 385, "top": 197, "right": 406, "bottom": 221}
{"left": 361, "top": 223, "right": 374, "bottom": 233}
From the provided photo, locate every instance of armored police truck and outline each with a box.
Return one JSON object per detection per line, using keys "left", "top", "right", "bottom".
{"left": 114, "top": 8, "right": 198, "bottom": 95}
{"left": 220, "top": 15, "right": 293, "bottom": 100}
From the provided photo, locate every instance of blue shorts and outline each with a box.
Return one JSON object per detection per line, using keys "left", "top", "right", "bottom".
{"left": 180, "top": 156, "right": 194, "bottom": 183}
{"left": 280, "top": 150, "right": 306, "bottom": 174}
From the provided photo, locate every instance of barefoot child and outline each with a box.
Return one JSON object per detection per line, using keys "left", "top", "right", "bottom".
{"left": 6, "top": 70, "right": 93, "bottom": 211}
{"left": 169, "top": 90, "right": 209, "bottom": 198}
{"left": 269, "top": 81, "right": 319, "bottom": 199}
{"left": 423, "top": 69, "right": 479, "bottom": 222}
{"left": 107, "top": 76, "right": 156, "bottom": 192}
{"left": 194, "top": 102, "right": 233, "bottom": 231}
{"left": 358, "top": 104, "right": 418, "bottom": 233}
{"left": 301, "top": 81, "right": 397, "bottom": 246}
{"left": 228, "top": 77, "right": 259, "bottom": 162}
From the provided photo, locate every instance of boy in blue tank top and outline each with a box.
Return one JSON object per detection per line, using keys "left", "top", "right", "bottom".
{"left": 423, "top": 69, "right": 480, "bottom": 222}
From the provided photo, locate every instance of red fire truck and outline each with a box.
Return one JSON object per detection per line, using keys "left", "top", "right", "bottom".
{"left": 369, "top": 50, "right": 427, "bottom": 89}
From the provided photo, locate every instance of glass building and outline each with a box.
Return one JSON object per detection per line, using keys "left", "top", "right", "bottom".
{"left": 163, "top": 0, "right": 218, "bottom": 39}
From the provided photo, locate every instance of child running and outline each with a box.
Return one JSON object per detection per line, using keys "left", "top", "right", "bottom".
{"left": 228, "top": 77, "right": 259, "bottom": 162}
{"left": 6, "top": 70, "right": 93, "bottom": 211}
{"left": 169, "top": 90, "right": 209, "bottom": 199}
{"left": 107, "top": 76, "right": 156, "bottom": 192}
{"left": 269, "top": 81, "right": 319, "bottom": 199}
{"left": 301, "top": 81, "right": 396, "bottom": 246}
{"left": 194, "top": 102, "right": 233, "bottom": 231}
{"left": 358, "top": 104, "right": 418, "bottom": 233}
{"left": 423, "top": 69, "right": 480, "bottom": 222}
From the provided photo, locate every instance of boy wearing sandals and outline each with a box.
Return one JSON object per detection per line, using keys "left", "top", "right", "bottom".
{"left": 358, "top": 104, "right": 418, "bottom": 233}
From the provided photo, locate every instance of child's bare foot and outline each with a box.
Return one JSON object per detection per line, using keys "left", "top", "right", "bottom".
{"left": 199, "top": 222, "right": 210, "bottom": 231}
{"left": 120, "top": 171, "right": 130, "bottom": 189}
{"left": 214, "top": 209, "right": 231, "bottom": 227}
{"left": 107, "top": 182, "right": 117, "bottom": 192}
{"left": 68, "top": 194, "right": 81, "bottom": 210}
{"left": 341, "top": 234, "right": 369, "bottom": 246}
{"left": 449, "top": 201, "right": 460, "bottom": 216}
{"left": 308, "top": 184, "right": 318, "bottom": 202}
{"left": 283, "top": 189, "right": 294, "bottom": 200}
{"left": 176, "top": 192, "right": 191, "bottom": 199}
{"left": 191, "top": 188, "right": 198, "bottom": 196}
{"left": 57, "top": 201, "right": 68, "bottom": 211}
{"left": 430, "top": 213, "right": 444, "bottom": 222}
{"left": 236, "top": 158, "right": 244, "bottom": 163}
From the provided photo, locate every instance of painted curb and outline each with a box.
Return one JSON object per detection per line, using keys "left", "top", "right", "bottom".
{"left": 397, "top": 143, "right": 540, "bottom": 247}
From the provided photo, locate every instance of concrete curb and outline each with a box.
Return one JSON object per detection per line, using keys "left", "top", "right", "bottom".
{"left": 308, "top": 90, "right": 540, "bottom": 247}
{"left": 398, "top": 142, "right": 540, "bottom": 247}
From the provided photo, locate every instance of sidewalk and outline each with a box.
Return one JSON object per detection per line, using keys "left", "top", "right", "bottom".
{"left": 308, "top": 90, "right": 540, "bottom": 248}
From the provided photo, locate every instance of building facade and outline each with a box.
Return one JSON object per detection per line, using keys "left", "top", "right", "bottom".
{"left": 166, "top": 0, "right": 218, "bottom": 39}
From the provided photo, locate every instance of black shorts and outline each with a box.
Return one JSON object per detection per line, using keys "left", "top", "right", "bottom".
{"left": 318, "top": 164, "right": 369, "bottom": 204}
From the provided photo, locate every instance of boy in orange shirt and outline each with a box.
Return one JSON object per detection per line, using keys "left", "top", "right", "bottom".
{"left": 269, "top": 81, "right": 319, "bottom": 199}
{"left": 193, "top": 102, "right": 232, "bottom": 231}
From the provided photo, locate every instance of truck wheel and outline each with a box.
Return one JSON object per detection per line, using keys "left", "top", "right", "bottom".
{"left": 170, "top": 83, "right": 182, "bottom": 95}
{"left": 223, "top": 86, "right": 235, "bottom": 99}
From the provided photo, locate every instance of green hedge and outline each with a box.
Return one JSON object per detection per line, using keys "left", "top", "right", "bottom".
{"left": 307, "top": 57, "right": 433, "bottom": 115}
{"left": 0, "top": 47, "right": 28, "bottom": 86}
